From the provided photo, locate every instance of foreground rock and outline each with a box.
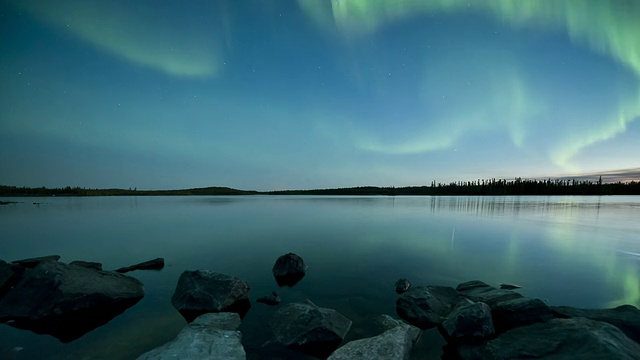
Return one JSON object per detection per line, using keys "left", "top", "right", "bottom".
{"left": 0, "top": 260, "right": 144, "bottom": 342}
{"left": 552, "top": 304, "right": 640, "bottom": 343}
{"left": 492, "top": 297, "right": 554, "bottom": 333}
{"left": 456, "top": 317, "right": 640, "bottom": 359}
{"left": 372, "top": 315, "right": 421, "bottom": 343}
{"left": 396, "top": 285, "right": 459, "bottom": 329}
{"left": 0, "top": 260, "right": 23, "bottom": 296}
{"left": 270, "top": 301, "right": 352, "bottom": 357}
{"left": 456, "top": 281, "right": 523, "bottom": 309}
{"left": 440, "top": 300, "right": 494, "bottom": 343}
{"left": 116, "top": 258, "right": 165, "bottom": 273}
{"left": 272, "top": 253, "right": 307, "bottom": 287}
{"left": 137, "top": 312, "right": 245, "bottom": 360}
{"left": 328, "top": 325, "right": 414, "bottom": 360}
{"left": 11, "top": 255, "right": 60, "bottom": 269}
{"left": 171, "top": 270, "right": 250, "bottom": 322}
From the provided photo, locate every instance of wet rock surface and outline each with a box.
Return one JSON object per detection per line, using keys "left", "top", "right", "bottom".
{"left": 552, "top": 304, "right": 640, "bottom": 343}
{"left": 492, "top": 297, "right": 554, "bottom": 333}
{"left": 440, "top": 301, "right": 494, "bottom": 343}
{"left": 372, "top": 314, "right": 421, "bottom": 343}
{"left": 395, "top": 278, "right": 412, "bottom": 294}
{"left": 396, "top": 285, "right": 459, "bottom": 329}
{"left": 456, "top": 317, "right": 640, "bottom": 359}
{"left": 136, "top": 312, "right": 246, "bottom": 360}
{"left": 171, "top": 270, "right": 251, "bottom": 322}
{"left": 11, "top": 255, "right": 60, "bottom": 269}
{"left": 456, "top": 280, "right": 523, "bottom": 309}
{"left": 69, "top": 260, "right": 103, "bottom": 271}
{"left": 272, "top": 253, "right": 307, "bottom": 287}
{"left": 0, "top": 259, "right": 144, "bottom": 342}
{"left": 270, "top": 301, "right": 352, "bottom": 357}
{"left": 328, "top": 324, "right": 414, "bottom": 360}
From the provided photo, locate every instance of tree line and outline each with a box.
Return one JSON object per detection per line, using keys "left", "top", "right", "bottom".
{"left": 2, "top": 177, "right": 638, "bottom": 196}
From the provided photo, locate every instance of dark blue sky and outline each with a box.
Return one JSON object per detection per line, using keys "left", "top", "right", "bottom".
{"left": 1, "top": 0, "right": 639, "bottom": 190}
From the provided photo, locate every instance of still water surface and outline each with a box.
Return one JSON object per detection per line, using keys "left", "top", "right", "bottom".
{"left": 1, "top": 195, "right": 639, "bottom": 359}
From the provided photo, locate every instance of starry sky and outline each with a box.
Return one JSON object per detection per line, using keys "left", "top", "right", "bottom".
{"left": 1, "top": 0, "right": 639, "bottom": 191}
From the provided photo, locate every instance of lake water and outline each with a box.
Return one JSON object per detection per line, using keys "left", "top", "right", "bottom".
{"left": 1, "top": 195, "right": 639, "bottom": 359}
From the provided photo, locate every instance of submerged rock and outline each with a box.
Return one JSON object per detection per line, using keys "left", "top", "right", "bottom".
{"left": 137, "top": 312, "right": 246, "bottom": 360}
{"left": 0, "top": 260, "right": 144, "bottom": 342}
{"left": 256, "top": 292, "right": 281, "bottom": 306}
{"left": 115, "top": 258, "right": 165, "bottom": 273}
{"left": 69, "top": 260, "right": 103, "bottom": 271}
{"left": 328, "top": 324, "right": 414, "bottom": 360}
{"left": 456, "top": 317, "right": 640, "bottom": 359}
{"left": 552, "top": 304, "right": 640, "bottom": 343}
{"left": 11, "top": 255, "right": 60, "bottom": 269}
{"left": 440, "top": 301, "right": 494, "bottom": 343}
{"left": 396, "top": 285, "right": 459, "bottom": 329}
{"left": 395, "top": 279, "right": 412, "bottom": 294}
{"left": 270, "top": 301, "right": 352, "bottom": 357}
{"left": 171, "top": 270, "right": 251, "bottom": 322}
{"left": 272, "top": 253, "right": 307, "bottom": 287}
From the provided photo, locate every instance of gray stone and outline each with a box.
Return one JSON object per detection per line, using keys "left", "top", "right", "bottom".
{"left": 272, "top": 253, "right": 307, "bottom": 287}
{"left": 396, "top": 285, "right": 460, "bottom": 329}
{"left": 441, "top": 301, "right": 494, "bottom": 343}
{"left": 0, "top": 260, "right": 144, "bottom": 342}
{"left": 171, "top": 270, "right": 251, "bottom": 322}
{"left": 11, "top": 255, "right": 60, "bottom": 269}
{"left": 116, "top": 258, "right": 164, "bottom": 273}
{"left": 499, "top": 283, "right": 521, "bottom": 290}
{"left": 270, "top": 301, "right": 352, "bottom": 357}
{"left": 395, "top": 278, "right": 412, "bottom": 294}
{"left": 137, "top": 313, "right": 245, "bottom": 360}
{"left": 69, "top": 260, "right": 103, "bottom": 271}
{"left": 493, "top": 297, "right": 554, "bottom": 333}
{"left": 456, "top": 280, "right": 523, "bottom": 308}
{"left": 328, "top": 325, "right": 414, "bottom": 360}
{"left": 372, "top": 314, "right": 421, "bottom": 343}
{"left": 0, "top": 260, "right": 19, "bottom": 296}
{"left": 457, "top": 317, "right": 640, "bottom": 360}
{"left": 552, "top": 304, "right": 640, "bottom": 343}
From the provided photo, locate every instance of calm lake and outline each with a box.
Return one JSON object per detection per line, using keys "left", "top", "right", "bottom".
{"left": 1, "top": 195, "right": 639, "bottom": 359}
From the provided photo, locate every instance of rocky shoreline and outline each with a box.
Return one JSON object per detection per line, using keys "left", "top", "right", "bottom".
{"left": 1, "top": 253, "right": 640, "bottom": 359}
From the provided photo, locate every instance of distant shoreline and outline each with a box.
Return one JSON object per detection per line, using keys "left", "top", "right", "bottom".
{"left": 2, "top": 178, "right": 639, "bottom": 197}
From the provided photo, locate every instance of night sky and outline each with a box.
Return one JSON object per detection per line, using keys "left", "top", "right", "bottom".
{"left": 1, "top": 0, "right": 639, "bottom": 190}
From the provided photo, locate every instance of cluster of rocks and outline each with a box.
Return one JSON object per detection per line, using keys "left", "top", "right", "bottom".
{"left": 395, "top": 279, "right": 640, "bottom": 359}
{"left": 4, "top": 252, "right": 640, "bottom": 359}
{"left": 0, "top": 255, "right": 163, "bottom": 342}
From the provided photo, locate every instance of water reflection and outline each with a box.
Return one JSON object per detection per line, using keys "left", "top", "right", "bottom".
{"left": 0, "top": 195, "right": 638, "bottom": 359}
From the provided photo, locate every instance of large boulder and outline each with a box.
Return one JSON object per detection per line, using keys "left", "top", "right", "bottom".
{"left": 492, "top": 297, "right": 554, "bottom": 333}
{"left": 440, "top": 300, "right": 494, "bottom": 343}
{"left": 456, "top": 317, "right": 640, "bottom": 359}
{"left": 270, "top": 301, "right": 352, "bottom": 357}
{"left": 0, "top": 260, "right": 23, "bottom": 297}
{"left": 272, "top": 253, "right": 307, "bottom": 287}
{"left": 69, "top": 260, "right": 103, "bottom": 271}
{"left": 456, "top": 280, "right": 523, "bottom": 309}
{"left": 328, "top": 325, "right": 414, "bottom": 360}
{"left": 552, "top": 304, "right": 640, "bottom": 343}
{"left": 171, "top": 270, "right": 251, "bottom": 322}
{"left": 396, "top": 285, "right": 459, "bottom": 329}
{"left": 136, "top": 312, "right": 245, "bottom": 360}
{"left": 116, "top": 258, "right": 165, "bottom": 273}
{"left": 0, "top": 260, "right": 144, "bottom": 342}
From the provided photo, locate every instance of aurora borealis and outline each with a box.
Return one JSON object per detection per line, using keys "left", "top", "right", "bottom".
{"left": 1, "top": 0, "right": 639, "bottom": 190}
